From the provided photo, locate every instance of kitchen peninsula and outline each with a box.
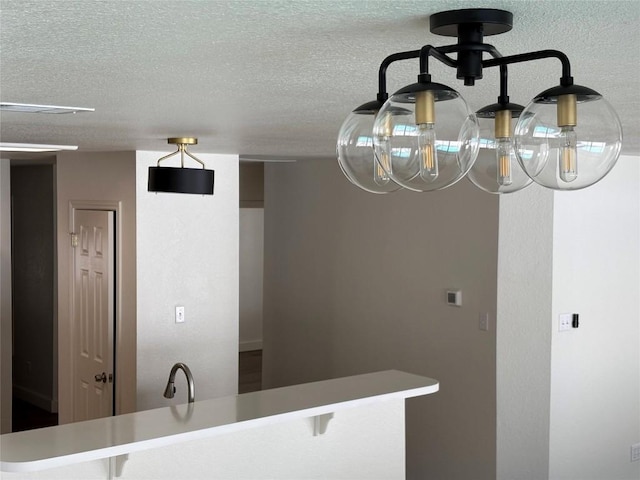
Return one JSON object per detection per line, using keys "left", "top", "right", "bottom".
{"left": 1, "top": 370, "right": 438, "bottom": 479}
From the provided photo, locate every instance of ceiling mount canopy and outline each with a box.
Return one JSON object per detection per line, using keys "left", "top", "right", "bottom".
{"left": 148, "top": 137, "right": 215, "bottom": 195}
{"left": 337, "top": 8, "right": 622, "bottom": 195}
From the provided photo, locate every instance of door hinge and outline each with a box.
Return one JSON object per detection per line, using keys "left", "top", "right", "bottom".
{"left": 71, "top": 233, "right": 78, "bottom": 247}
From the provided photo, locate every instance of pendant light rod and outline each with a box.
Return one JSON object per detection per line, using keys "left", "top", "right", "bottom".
{"left": 498, "top": 63, "right": 509, "bottom": 104}
{"left": 155, "top": 137, "right": 206, "bottom": 169}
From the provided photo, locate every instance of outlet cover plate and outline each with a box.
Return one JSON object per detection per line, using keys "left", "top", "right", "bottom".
{"left": 559, "top": 313, "right": 572, "bottom": 332}
{"left": 479, "top": 313, "right": 489, "bottom": 332}
{"left": 631, "top": 443, "right": 640, "bottom": 462}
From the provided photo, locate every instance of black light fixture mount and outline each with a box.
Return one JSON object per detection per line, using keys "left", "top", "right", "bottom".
{"left": 148, "top": 137, "right": 215, "bottom": 195}
{"left": 337, "top": 8, "right": 622, "bottom": 195}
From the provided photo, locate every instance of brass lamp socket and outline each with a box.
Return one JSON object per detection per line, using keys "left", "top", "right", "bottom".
{"left": 494, "top": 109, "right": 512, "bottom": 139}
{"left": 415, "top": 91, "right": 436, "bottom": 125}
{"left": 557, "top": 94, "right": 577, "bottom": 127}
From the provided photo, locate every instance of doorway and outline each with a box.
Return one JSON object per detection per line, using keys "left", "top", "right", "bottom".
{"left": 238, "top": 162, "right": 264, "bottom": 393}
{"left": 10, "top": 163, "right": 57, "bottom": 431}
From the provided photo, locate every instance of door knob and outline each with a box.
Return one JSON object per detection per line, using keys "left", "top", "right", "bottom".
{"left": 94, "top": 372, "right": 107, "bottom": 383}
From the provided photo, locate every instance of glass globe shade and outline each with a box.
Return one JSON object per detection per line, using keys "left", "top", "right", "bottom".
{"left": 467, "top": 114, "right": 533, "bottom": 194}
{"left": 337, "top": 109, "right": 402, "bottom": 194}
{"left": 514, "top": 93, "right": 622, "bottom": 190}
{"left": 372, "top": 85, "right": 479, "bottom": 192}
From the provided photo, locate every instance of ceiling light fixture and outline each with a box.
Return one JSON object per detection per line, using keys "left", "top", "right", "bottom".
{"left": 0, "top": 142, "right": 78, "bottom": 152}
{"left": 337, "top": 8, "right": 622, "bottom": 194}
{"left": 0, "top": 102, "right": 95, "bottom": 114}
{"left": 148, "top": 137, "right": 215, "bottom": 195}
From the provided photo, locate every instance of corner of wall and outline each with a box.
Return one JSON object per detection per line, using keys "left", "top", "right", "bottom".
{"left": 496, "top": 184, "right": 554, "bottom": 479}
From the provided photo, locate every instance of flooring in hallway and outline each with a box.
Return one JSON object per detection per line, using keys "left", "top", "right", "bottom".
{"left": 12, "top": 396, "right": 58, "bottom": 432}
{"left": 239, "top": 349, "right": 262, "bottom": 394}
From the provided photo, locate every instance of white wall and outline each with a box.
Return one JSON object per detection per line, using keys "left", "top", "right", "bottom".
{"left": 0, "top": 159, "right": 12, "bottom": 433}
{"left": 549, "top": 155, "right": 640, "bottom": 479}
{"left": 263, "top": 160, "right": 499, "bottom": 479}
{"left": 57, "top": 152, "right": 138, "bottom": 422}
{"left": 239, "top": 208, "right": 264, "bottom": 351}
{"left": 135, "top": 152, "right": 239, "bottom": 411}
{"left": 496, "top": 184, "right": 554, "bottom": 479}
{"left": 496, "top": 155, "right": 640, "bottom": 480}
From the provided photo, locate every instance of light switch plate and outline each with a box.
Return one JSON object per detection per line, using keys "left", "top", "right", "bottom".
{"left": 175, "top": 306, "right": 185, "bottom": 323}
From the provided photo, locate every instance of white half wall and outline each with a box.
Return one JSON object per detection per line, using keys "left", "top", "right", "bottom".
{"left": 2, "top": 400, "right": 405, "bottom": 480}
{"left": 263, "top": 160, "right": 499, "bottom": 479}
{"left": 135, "top": 152, "right": 239, "bottom": 411}
{"left": 549, "top": 155, "right": 640, "bottom": 480}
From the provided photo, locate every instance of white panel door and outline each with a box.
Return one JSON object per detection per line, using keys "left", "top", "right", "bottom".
{"left": 72, "top": 209, "right": 114, "bottom": 422}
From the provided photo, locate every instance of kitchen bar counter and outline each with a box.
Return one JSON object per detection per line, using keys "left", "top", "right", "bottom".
{"left": 1, "top": 370, "right": 438, "bottom": 473}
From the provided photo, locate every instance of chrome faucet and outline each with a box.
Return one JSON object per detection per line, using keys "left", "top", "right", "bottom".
{"left": 163, "top": 362, "right": 195, "bottom": 403}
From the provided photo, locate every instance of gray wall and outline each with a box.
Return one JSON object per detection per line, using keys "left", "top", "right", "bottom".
{"left": 1, "top": 159, "right": 12, "bottom": 433}
{"left": 10, "top": 165, "right": 56, "bottom": 411}
{"left": 56, "top": 151, "right": 137, "bottom": 422}
{"left": 263, "top": 159, "right": 499, "bottom": 479}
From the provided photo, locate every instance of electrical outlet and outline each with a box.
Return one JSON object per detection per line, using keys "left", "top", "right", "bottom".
{"left": 175, "top": 306, "right": 185, "bottom": 323}
{"left": 631, "top": 443, "right": 640, "bottom": 462}
{"left": 558, "top": 313, "right": 572, "bottom": 332}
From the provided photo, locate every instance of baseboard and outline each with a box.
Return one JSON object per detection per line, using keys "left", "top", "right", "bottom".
{"left": 13, "top": 385, "right": 56, "bottom": 412}
{"left": 239, "top": 340, "right": 263, "bottom": 352}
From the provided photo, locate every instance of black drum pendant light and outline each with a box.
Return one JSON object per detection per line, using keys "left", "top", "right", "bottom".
{"left": 148, "top": 137, "right": 215, "bottom": 195}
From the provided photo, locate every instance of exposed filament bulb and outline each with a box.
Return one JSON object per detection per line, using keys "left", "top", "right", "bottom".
{"left": 494, "top": 109, "right": 514, "bottom": 187}
{"left": 559, "top": 126, "right": 578, "bottom": 183}
{"left": 418, "top": 123, "right": 438, "bottom": 181}
{"left": 374, "top": 152, "right": 391, "bottom": 186}
{"left": 496, "top": 138, "right": 514, "bottom": 186}
{"left": 374, "top": 112, "right": 394, "bottom": 186}
{"left": 557, "top": 94, "right": 578, "bottom": 183}
{"left": 415, "top": 90, "right": 438, "bottom": 182}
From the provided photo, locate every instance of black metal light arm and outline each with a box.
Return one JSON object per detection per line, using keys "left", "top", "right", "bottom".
{"left": 482, "top": 49, "right": 573, "bottom": 86}
{"left": 377, "top": 50, "right": 421, "bottom": 102}
{"left": 418, "top": 45, "right": 458, "bottom": 74}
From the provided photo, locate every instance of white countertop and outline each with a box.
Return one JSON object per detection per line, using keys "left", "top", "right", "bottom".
{"left": 1, "top": 370, "right": 438, "bottom": 473}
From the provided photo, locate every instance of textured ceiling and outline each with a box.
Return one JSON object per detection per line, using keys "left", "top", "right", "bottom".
{"left": 1, "top": 0, "right": 639, "bottom": 160}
